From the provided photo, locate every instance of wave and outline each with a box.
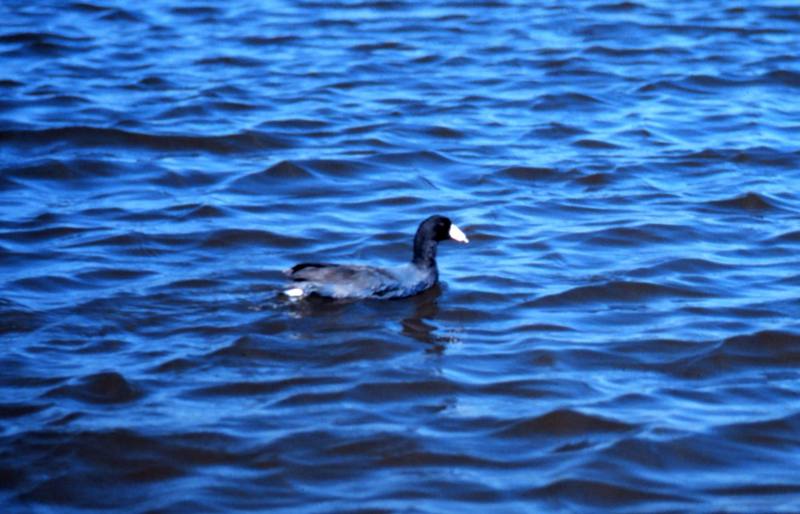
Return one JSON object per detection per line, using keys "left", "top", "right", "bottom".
{"left": 195, "top": 56, "right": 266, "bottom": 68}
{"left": 187, "top": 377, "right": 339, "bottom": 399}
{"left": 0, "top": 299, "right": 42, "bottom": 335}
{"left": 0, "top": 225, "right": 94, "bottom": 244}
{"left": 528, "top": 280, "right": 709, "bottom": 307}
{"left": 4, "top": 159, "right": 115, "bottom": 183}
{"left": 76, "top": 267, "right": 155, "bottom": 283}
{"left": 668, "top": 147, "right": 800, "bottom": 172}
{"left": 533, "top": 92, "right": 603, "bottom": 110}
{"left": 496, "top": 165, "right": 562, "bottom": 182}
{"left": 44, "top": 371, "right": 141, "bottom": 404}
{"left": 563, "top": 224, "right": 702, "bottom": 248}
{"left": 627, "top": 257, "right": 732, "bottom": 277}
{"left": 524, "top": 478, "right": 690, "bottom": 508}
{"left": 769, "top": 230, "right": 800, "bottom": 244}
{"left": 229, "top": 161, "right": 315, "bottom": 192}
{"left": 708, "top": 192, "right": 778, "bottom": 212}
{"left": 1, "top": 127, "right": 292, "bottom": 154}
{"left": 368, "top": 150, "right": 455, "bottom": 166}
{"left": 654, "top": 330, "right": 800, "bottom": 379}
{"left": 241, "top": 35, "right": 301, "bottom": 46}
{"left": 525, "top": 122, "right": 588, "bottom": 140}
{"left": 762, "top": 69, "right": 800, "bottom": 87}
{"left": 493, "top": 409, "right": 634, "bottom": 439}
{"left": 201, "top": 228, "right": 310, "bottom": 250}
{"left": 11, "top": 275, "right": 93, "bottom": 293}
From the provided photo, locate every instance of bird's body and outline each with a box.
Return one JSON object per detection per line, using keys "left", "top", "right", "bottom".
{"left": 283, "top": 215, "right": 468, "bottom": 300}
{"left": 285, "top": 262, "right": 435, "bottom": 299}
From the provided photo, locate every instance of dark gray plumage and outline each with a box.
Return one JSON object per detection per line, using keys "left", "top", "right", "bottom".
{"left": 283, "top": 215, "right": 468, "bottom": 299}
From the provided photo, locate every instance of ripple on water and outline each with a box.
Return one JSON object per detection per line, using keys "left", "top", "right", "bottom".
{"left": 528, "top": 280, "right": 710, "bottom": 307}
{"left": 708, "top": 192, "right": 779, "bottom": 212}
{"left": 43, "top": 371, "right": 142, "bottom": 405}
{"left": 672, "top": 331, "right": 800, "bottom": 379}
{"left": 0, "top": 127, "right": 293, "bottom": 154}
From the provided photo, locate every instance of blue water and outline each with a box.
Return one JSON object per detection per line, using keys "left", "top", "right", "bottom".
{"left": 2, "top": 0, "right": 800, "bottom": 512}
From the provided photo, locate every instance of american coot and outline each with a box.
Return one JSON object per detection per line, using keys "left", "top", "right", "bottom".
{"left": 283, "top": 215, "right": 468, "bottom": 299}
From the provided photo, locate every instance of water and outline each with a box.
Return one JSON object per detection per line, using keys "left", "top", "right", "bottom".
{"left": 2, "top": 0, "right": 800, "bottom": 511}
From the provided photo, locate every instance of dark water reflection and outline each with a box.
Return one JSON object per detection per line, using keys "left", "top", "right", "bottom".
{"left": 3, "top": 0, "right": 800, "bottom": 512}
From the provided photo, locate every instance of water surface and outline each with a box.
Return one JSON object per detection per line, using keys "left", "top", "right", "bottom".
{"left": 2, "top": 0, "right": 800, "bottom": 512}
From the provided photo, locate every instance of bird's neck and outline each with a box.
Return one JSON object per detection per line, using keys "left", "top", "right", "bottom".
{"left": 412, "top": 236, "right": 438, "bottom": 269}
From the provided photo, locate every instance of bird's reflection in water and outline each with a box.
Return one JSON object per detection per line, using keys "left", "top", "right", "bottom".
{"left": 400, "top": 284, "right": 451, "bottom": 353}
{"left": 279, "top": 283, "right": 459, "bottom": 354}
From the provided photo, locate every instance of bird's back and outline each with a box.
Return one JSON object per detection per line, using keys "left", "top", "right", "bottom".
{"left": 286, "top": 263, "right": 402, "bottom": 299}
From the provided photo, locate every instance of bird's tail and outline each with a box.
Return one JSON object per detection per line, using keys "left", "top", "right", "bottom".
{"left": 283, "top": 287, "right": 305, "bottom": 298}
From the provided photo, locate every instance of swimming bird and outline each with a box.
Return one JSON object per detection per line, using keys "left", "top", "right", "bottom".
{"left": 283, "top": 215, "right": 468, "bottom": 299}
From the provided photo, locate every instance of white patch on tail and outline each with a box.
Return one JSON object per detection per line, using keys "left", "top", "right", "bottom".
{"left": 449, "top": 223, "right": 469, "bottom": 243}
{"left": 284, "top": 287, "right": 305, "bottom": 297}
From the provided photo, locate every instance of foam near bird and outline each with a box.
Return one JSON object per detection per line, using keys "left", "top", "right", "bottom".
{"left": 283, "top": 215, "right": 468, "bottom": 299}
